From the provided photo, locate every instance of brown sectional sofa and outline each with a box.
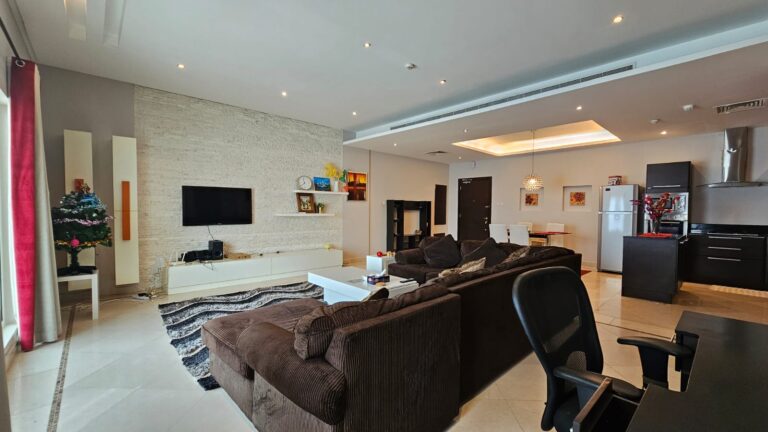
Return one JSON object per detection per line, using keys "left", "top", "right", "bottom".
{"left": 202, "top": 285, "right": 461, "bottom": 432}
{"left": 203, "top": 238, "right": 582, "bottom": 431}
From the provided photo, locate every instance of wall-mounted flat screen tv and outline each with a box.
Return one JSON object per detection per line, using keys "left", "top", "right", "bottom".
{"left": 182, "top": 186, "right": 252, "bottom": 226}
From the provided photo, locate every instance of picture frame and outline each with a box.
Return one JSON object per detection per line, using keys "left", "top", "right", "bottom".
{"left": 296, "top": 193, "right": 316, "bottom": 213}
{"left": 524, "top": 192, "right": 539, "bottom": 207}
{"left": 562, "top": 185, "right": 593, "bottom": 212}
{"left": 346, "top": 171, "right": 367, "bottom": 201}
{"left": 313, "top": 177, "right": 331, "bottom": 191}
{"left": 570, "top": 191, "right": 586, "bottom": 207}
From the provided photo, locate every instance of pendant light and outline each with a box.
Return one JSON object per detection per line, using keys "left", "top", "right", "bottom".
{"left": 523, "top": 129, "right": 543, "bottom": 190}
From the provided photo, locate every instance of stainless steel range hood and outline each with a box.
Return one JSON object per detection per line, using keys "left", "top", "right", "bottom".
{"left": 705, "top": 127, "right": 765, "bottom": 188}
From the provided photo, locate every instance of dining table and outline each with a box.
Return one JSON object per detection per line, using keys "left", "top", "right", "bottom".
{"left": 529, "top": 231, "right": 570, "bottom": 246}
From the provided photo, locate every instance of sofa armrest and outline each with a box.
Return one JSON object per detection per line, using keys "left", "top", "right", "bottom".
{"left": 237, "top": 322, "right": 346, "bottom": 425}
{"left": 395, "top": 248, "right": 426, "bottom": 264}
{"left": 323, "top": 294, "right": 461, "bottom": 432}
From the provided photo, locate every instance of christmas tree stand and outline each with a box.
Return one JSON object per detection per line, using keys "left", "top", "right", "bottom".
{"left": 57, "top": 250, "right": 96, "bottom": 276}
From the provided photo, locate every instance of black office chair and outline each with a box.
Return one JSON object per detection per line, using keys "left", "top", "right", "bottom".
{"left": 512, "top": 267, "right": 692, "bottom": 432}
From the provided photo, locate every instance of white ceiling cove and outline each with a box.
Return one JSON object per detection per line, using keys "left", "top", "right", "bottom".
{"left": 14, "top": 0, "right": 768, "bottom": 134}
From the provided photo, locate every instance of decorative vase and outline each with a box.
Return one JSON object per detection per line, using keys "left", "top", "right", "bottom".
{"left": 650, "top": 219, "right": 660, "bottom": 234}
{"left": 332, "top": 180, "right": 340, "bottom": 192}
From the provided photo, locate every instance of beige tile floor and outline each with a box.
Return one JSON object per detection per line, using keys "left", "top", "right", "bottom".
{"left": 7, "top": 271, "right": 768, "bottom": 432}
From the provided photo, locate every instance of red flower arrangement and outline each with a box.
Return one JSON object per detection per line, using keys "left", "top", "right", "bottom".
{"left": 632, "top": 192, "right": 679, "bottom": 233}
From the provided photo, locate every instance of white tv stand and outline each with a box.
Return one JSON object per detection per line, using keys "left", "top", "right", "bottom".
{"left": 164, "top": 248, "right": 343, "bottom": 294}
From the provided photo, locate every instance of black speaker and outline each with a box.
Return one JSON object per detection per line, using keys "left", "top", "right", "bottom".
{"left": 208, "top": 240, "right": 224, "bottom": 260}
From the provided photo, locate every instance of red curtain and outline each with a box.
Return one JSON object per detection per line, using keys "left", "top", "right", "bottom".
{"left": 11, "top": 59, "right": 37, "bottom": 351}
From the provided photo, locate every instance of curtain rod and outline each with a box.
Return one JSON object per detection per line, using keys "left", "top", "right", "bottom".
{"left": 0, "top": 15, "right": 25, "bottom": 66}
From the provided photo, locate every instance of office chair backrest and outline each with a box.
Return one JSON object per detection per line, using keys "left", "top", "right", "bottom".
{"left": 488, "top": 224, "right": 509, "bottom": 243}
{"left": 508, "top": 224, "right": 530, "bottom": 245}
{"left": 512, "top": 267, "right": 603, "bottom": 430}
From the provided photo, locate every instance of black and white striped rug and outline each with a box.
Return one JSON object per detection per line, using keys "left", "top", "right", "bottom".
{"left": 158, "top": 281, "right": 323, "bottom": 389}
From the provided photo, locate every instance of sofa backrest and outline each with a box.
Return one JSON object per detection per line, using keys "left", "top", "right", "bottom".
{"left": 293, "top": 284, "right": 448, "bottom": 359}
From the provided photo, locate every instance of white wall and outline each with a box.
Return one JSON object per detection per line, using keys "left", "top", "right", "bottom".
{"left": 342, "top": 148, "right": 449, "bottom": 264}
{"left": 448, "top": 127, "right": 768, "bottom": 266}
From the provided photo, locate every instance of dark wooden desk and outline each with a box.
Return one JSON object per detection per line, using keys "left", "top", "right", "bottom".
{"left": 626, "top": 312, "right": 768, "bottom": 431}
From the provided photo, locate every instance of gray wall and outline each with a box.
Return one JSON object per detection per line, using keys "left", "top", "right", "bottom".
{"left": 39, "top": 66, "right": 136, "bottom": 295}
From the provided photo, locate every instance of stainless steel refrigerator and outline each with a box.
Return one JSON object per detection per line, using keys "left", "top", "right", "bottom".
{"left": 598, "top": 184, "right": 639, "bottom": 273}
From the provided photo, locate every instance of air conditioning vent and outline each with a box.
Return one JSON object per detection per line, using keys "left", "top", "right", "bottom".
{"left": 714, "top": 98, "right": 767, "bottom": 115}
{"left": 391, "top": 65, "right": 634, "bottom": 130}
{"left": 425, "top": 150, "right": 449, "bottom": 156}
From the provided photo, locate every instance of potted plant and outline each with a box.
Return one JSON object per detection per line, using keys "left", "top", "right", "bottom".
{"left": 52, "top": 183, "right": 113, "bottom": 275}
{"left": 632, "top": 192, "right": 679, "bottom": 234}
{"left": 324, "top": 163, "right": 346, "bottom": 192}
{"left": 316, "top": 202, "right": 326, "bottom": 214}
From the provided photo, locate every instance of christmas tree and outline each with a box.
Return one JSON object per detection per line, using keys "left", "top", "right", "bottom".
{"left": 52, "top": 183, "right": 113, "bottom": 275}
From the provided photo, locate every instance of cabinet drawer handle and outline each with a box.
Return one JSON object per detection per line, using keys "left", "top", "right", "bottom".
{"left": 707, "top": 246, "right": 742, "bottom": 251}
{"left": 708, "top": 236, "right": 741, "bottom": 240}
{"left": 649, "top": 185, "right": 682, "bottom": 188}
{"left": 707, "top": 257, "right": 742, "bottom": 262}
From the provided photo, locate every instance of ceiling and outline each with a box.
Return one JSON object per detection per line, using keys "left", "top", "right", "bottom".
{"left": 13, "top": 0, "right": 768, "bottom": 133}
{"left": 346, "top": 41, "right": 768, "bottom": 162}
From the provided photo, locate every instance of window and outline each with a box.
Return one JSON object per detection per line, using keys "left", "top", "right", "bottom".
{"left": 0, "top": 89, "right": 17, "bottom": 347}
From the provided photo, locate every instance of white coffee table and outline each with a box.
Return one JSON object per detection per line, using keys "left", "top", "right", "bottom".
{"left": 366, "top": 255, "right": 396, "bottom": 273}
{"left": 308, "top": 267, "right": 420, "bottom": 305}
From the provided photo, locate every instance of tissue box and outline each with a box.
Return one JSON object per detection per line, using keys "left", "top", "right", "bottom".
{"left": 366, "top": 274, "right": 390, "bottom": 285}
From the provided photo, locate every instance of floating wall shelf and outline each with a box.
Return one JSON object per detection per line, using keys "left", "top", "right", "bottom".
{"left": 292, "top": 190, "right": 348, "bottom": 195}
{"left": 275, "top": 213, "right": 336, "bottom": 217}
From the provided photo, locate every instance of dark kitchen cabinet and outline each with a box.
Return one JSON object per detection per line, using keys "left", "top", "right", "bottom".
{"left": 686, "top": 233, "right": 766, "bottom": 290}
{"left": 646, "top": 161, "right": 691, "bottom": 193}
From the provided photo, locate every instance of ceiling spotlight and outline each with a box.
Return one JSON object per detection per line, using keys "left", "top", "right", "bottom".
{"left": 458, "top": 156, "right": 462, "bottom": 160}
{"left": 650, "top": 119, "right": 660, "bottom": 124}
{"left": 612, "top": 15, "right": 624, "bottom": 24}
{"left": 177, "top": 63, "right": 185, "bottom": 69}
{"left": 463, "top": 129, "right": 469, "bottom": 133}
{"left": 281, "top": 91, "right": 287, "bottom": 97}
{"left": 393, "top": 142, "right": 398, "bottom": 147}
{"left": 352, "top": 111, "right": 357, "bottom": 116}
{"left": 363, "top": 42, "right": 372, "bottom": 48}
{"left": 405, "top": 63, "right": 418, "bottom": 70}
{"left": 439, "top": 79, "right": 447, "bottom": 85}
{"left": 576, "top": 105, "right": 583, "bottom": 111}
{"left": 660, "top": 130, "right": 668, "bottom": 135}
{"left": 682, "top": 104, "right": 695, "bottom": 112}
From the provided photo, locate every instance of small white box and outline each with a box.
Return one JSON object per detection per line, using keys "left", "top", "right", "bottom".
{"left": 366, "top": 255, "right": 396, "bottom": 273}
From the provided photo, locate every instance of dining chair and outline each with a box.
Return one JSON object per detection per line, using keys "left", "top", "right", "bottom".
{"left": 488, "top": 224, "right": 509, "bottom": 243}
{"left": 517, "top": 221, "right": 533, "bottom": 233}
{"left": 546, "top": 222, "right": 566, "bottom": 247}
{"left": 508, "top": 224, "right": 530, "bottom": 246}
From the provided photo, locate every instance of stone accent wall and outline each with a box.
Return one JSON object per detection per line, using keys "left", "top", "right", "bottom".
{"left": 135, "top": 87, "right": 343, "bottom": 290}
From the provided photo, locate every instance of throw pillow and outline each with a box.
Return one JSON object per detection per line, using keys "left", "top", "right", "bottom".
{"left": 502, "top": 246, "right": 531, "bottom": 263}
{"left": 461, "top": 237, "right": 507, "bottom": 267}
{"left": 294, "top": 284, "right": 448, "bottom": 359}
{"left": 422, "top": 234, "right": 461, "bottom": 268}
{"left": 438, "top": 257, "right": 486, "bottom": 278}
{"left": 362, "top": 287, "right": 389, "bottom": 301}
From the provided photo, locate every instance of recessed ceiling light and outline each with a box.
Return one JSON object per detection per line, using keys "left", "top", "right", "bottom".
{"left": 458, "top": 156, "right": 462, "bottom": 160}
{"left": 650, "top": 119, "right": 660, "bottom": 124}
{"left": 405, "top": 63, "right": 417, "bottom": 70}
{"left": 439, "top": 79, "right": 447, "bottom": 85}
{"left": 463, "top": 129, "right": 469, "bottom": 133}
{"left": 281, "top": 91, "right": 287, "bottom": 97}
{"left": 177, "top": 63, "right": 185, "bottom": 69}
{"left": 393, "top": 143, "right": 398, "bottom": 147}
{"left": 576, "top": 105, "right": 583, "bottom": 111}
{"left": 660, "top": 130, "right": 668, "bottom": 135}
{"left": 352, "top": 111, "right": 357, "bottom": 116}
{"left": 363, "top": 42, "right": 372, "bottom": 48}
{"left": 612, "top": 15, "right": 624, "bottom": 24}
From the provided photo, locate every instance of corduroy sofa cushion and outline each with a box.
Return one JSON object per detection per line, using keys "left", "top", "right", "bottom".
{"left": 294, "top": 284, "right": 448, "bottom": 359}
{"left": 201, "top": 298, "right": 323, "bottom": 379}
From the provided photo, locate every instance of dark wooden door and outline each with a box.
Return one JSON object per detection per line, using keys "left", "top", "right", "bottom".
{"left": 458, "top": 177, "right": 492, "bottom": 241}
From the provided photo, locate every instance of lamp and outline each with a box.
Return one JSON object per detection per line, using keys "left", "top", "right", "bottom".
{"left": 523, "top": 130, "right": 543, "bottom": 191}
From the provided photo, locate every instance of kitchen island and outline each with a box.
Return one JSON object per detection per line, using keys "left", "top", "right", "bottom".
{"left": 622, "top": 234, "right": 687, "bottom": 303}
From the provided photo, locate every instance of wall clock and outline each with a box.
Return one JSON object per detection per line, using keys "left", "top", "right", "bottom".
{"left": 297, "top": 176, "right": 313, "bottom": 190}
